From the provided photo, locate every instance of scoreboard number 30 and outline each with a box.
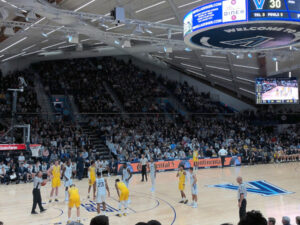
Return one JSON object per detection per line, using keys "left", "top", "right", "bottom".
{"left": 269, "top": 0, "right": 281, "bottom": 9}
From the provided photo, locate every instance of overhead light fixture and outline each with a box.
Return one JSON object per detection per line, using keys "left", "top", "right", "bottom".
{"left": 24, "top": 17, "right": 46, "bottom": 31}
{"left": 58, "top": 44, "right": 77, "bottom": 49}
{"left": 206, "top": 65, "right": 230, "bottom": 71}
{"left": 45, "top": 25, "right": 64, "bottom": 36}
{"left": 0, "top": 37, "right": 27, "bottom": 53}
{"left": 210, "top": 74, "right": 232, "bottom": 82}
{"left": 145, "top": 29, "right": 153, "bottom": 34}
{"left": 181, "top": 63, "right": 202, "bottom": 70}
{"left": 22, "top": 44, "right": 36, "bottom": 51}
{"left": 239, "top": 88, "right": 255, "bottom": 95}
{"left": 41, "top": 32, "right": 48, "bottom": 37}
{"left": 174, "top": 56, "right": 191, "bottom": 60}
{"left": 22, "top": 50, "right": 44, "bottom": 57}
{"left": 164, "top": 46, "right": 172, "bottom": 53}
{"left": 248, "top": 53, "right": 253, "bottom": 58}
{"left": 233, "top": 64, "right": 259, "bottom": 70}
{"left": 114, "top": 40, "right": 120, "bottom": 45}
{"left": 275, "top": 61, "right": 279, "bottom": 72}
{"left": 155, "top": 17, "right": 175, "bottom": 23}
{"left": 156, "top": 31, "right": 182, "bottom": 37}
{"left": 236, "top": 76, "right": 255, "bottom": 83}
{"left": 185, "top": 47, "right": 192, "bottom": 52}
{"left": 289, "top": 71, "right": 292, "bottom": 78}
{"left": 2, "top": 52, "right": 24, "bottom": 62}
{"left": 200, "top": 54, "right": 226, "bottom": 59}
{"left": 39, "top": 50, "right": 63, "bottom": 56}
{"left": 186, "top": 69, "right": 206, "bottom": 77}
{"left": 0, "top": 55, "right": 4, "bottom": 58}
{"left": 42, "top": 41, "right": 66, "bottom": 50}
{"left": 93, "top": 42, "right": 104, "bottom": 45}
{"left": 81, "top": 38, "right": 90, "bottom": 42}
{"left": 106, "top": 24, "right": 125, "bottom": 31}
{"left": 1, "top": 0, "right": 26, "bottom": 13}
{"left": 74, "top": 0, "right": 96, "bottom": 12}
{"left": 135, "top": 1, "right": 166, "bottom": 13}
{"left": 178, "top": 0, "right": 203, "bottom": 8}
{"left": 122, "top": 40, "right": 131, "bottom": 48}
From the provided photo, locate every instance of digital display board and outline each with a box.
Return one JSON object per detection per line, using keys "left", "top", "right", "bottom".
{"left": 256, "top": 77, "right": 299, "bottom": 104}
{"left": 249, "top": 0, "right": 300, "bottom": 21}
{"left": 184, "top": 0, "right": 300, "bottom": 50}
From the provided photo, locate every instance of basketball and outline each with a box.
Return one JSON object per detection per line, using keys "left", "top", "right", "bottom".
{"left": 41, "top": 181, "right": 47, "bottom": 186}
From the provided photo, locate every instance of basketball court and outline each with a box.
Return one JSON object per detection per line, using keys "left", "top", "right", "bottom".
{"left": 1, "top": 163, "right": 300, "bottom": 225}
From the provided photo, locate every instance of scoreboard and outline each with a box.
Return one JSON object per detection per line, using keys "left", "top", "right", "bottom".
{"left": 249, "top": 0, "right": 300, "bottom": 21}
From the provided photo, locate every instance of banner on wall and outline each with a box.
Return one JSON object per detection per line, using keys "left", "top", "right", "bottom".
{"left": 0, "top": 144, "right": 42, "bottom": 157}
{"left": 117, "top": 156, "right": 241, "bottom": 174}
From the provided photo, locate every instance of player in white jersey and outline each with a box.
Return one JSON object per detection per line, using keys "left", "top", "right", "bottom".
{"left": 188, "top": 167, "right": 198, "bottom": 208}
{"left": 122, "top": 163, "right": 132, "bottom": 188}
{"left": 148, "top": 158, "right": 157, "bottom": 192}
{"left": 63, "top": 159, "right": 73, "bottom": 202}
{"left": 96, "top": 172, "right": 110, "bottom": 215}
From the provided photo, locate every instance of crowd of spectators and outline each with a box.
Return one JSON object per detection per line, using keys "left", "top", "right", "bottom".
{"left": 0, "top": 70, "right": 41, "bottom": 116}
{"left": 35, "top": 58, "right": 120, "bottom": 113}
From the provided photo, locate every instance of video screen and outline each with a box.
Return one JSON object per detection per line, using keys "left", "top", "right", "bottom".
{"left": 256, "top": 78, "right": 299, "bottom": 104}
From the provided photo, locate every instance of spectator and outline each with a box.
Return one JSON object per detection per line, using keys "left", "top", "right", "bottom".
{"left": 90, "top": 215, "right": 109, "bottom": 225}
{"left": 282, "top": 217, "right": 291, "bottom": 225}
{"left": 148, "top": 220, "right": 162, "bottom": 225}
{"left": 238, "top": 210, "right": 267, "bottom": 225}
{"left": 268, "top": 217, "right": 276, "bottom": 225}
{"left": 296, "top": 216, "right": 300, "bottom": 225}
{"left": 18, "top": 152, "right": 25, "bottom": 165}
{"left": 18, "top": 163, "right": 28, "bottom": 183}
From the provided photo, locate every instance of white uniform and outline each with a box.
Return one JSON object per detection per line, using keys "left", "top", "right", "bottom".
{"left": 64, "top": 165, "right": 73, "bottom": 187}
{"left": 150, "top": 162, "right": 156, "bottom": 192}
{"left": 190, "top": 172, "right": 198, "bottom": 195}
{"left": 122, "top": 167, "right": 130, "bottom": 187}
{"left": 96, "top": 178, "right": 106, "bottom": 203}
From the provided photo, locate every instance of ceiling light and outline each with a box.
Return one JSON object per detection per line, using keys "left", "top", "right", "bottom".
{"left": 248, "top": 53, "right": 253, "bottom": 58}
{"left": 0, "top": 55, "right": 4, "bottom": 58}
{"left": 178, "top": 0, "right": 203, "bottom": 8}
{"left": 186, "top": 69, "right": 206, "bottom": 77}
{"left": 25, "top": 17, "right": 46, "bottom": 31}
{"left": 46, "top": 26, "right": 64, "bottom": 36}
{"left": 114, "top": 40, "right": 120, "bottom": 45}
{"left": 22, "top": 50, "right": 44, "bottom": 56}
{"left": 39, "top": 50, "right": 63, "bottom": 56}
{"left": 0, "top": 37, "right": 27, "bottom": 53}
{"left": 210, "top": 74, "right": 232, "bottom": 82}
{"left": 156, "top": 31, "right": 182, "bottom": 37}
{"left": 181, "top": 63, "right": 202, "bottom": 70}
{"left": 2, "top": 52, "right": 24, "bottom": 62}
{"left": 22, "top": 44, "right": 36, "bottom": 51}
{"left": 156, "top": 17, "right": 175, "bottom": 23}
{"left": 185, "top": 48, "right": 192, "bottom": 52}
{"left": 42, "top": 41, "right": 66, "bottom": 50}
{"left": 233, "top": 64, "right": 259, "bottom": 70}
{"left": 200, "top": 54, "right": 226, "bottom": 59}
{"left": 106, "top": 24, "right": 125, "bottom": 31}
{"left": 58, "top": 44, "right": 77, "bottom": 49}
{"left": 239, "top": 88, "right": 255, "bottom": 95}
{"left": 206, "top": 65, "right": 230, "bottom": 71}
{"left": 145, "top": 29, "right": 153, "bottom": 34}
{"left": 135, "top": 1, "right": 166, "bottom": 13}
{"left": 74, "top": 0, "right": 96, "bottom": 12}
{"left": 236, "top": 76, "right": 255, "bottom": 83}
{"left": 81, "top": 38, "right": 90, "bottom": 42}
{"left": 174, "top": 56, "right": 191, "bottom": 60}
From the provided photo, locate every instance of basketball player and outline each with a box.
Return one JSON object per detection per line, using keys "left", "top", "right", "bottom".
{"left": 149, "top": 158, "right": 157, "bottom": 192}
{"left": 192, "top": 149, "right": 199, "bottom": 171}
{"left": 115, "top": 179, "right": 129, "bottom": 217}
{"left": 88, "top": 161, "right": 97, "bottom": 199}
{"left": 122, "top": 163, "right": 132, "bottom": 187}
{"left": 96, "top": 172, "right": 110, "bottom": 215}
{"left": 63, "top": 159, "right": 73, "bottom": 202}
{"left": 188, "top": 167, "right": 198, "bottom": 208}
{"left": 48, "top": 160, "right": 61, "bottom": 202}
{"left": 176, "top": 165, "right": 188, "bottom": 204}
{"left": 67, "top": 184, "right": 81, "bottom": 224}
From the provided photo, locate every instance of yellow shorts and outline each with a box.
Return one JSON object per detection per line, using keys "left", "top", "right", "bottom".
{"left": 193, "top": 158, "right": 198, "bottom": 163}
{"left": 69, "top": 197, "right": 80, "bottom": 208}
{"left": 52, "top": 177, "right": 61, "bottom": 188}
{"left": 179, "top": 182, "right": 185, "bottom": 191}
{"left": 89, "top": 177, "right": 96, "bottom": 186}
{"left": 119, "top": 191, "right": 129, "bottom": 201}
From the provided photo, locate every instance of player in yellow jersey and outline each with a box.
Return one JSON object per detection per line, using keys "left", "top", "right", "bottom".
{"left": 193, "top": 149, "right": 199, "bottom": 171}
{"left": 67, "top": 184, "right": 81, "bottom": 224}
{"left": 115, "top": 178, "right": 129, "bottom": 217}
{"left": 88, "top": 161, "right": 96, "bottom": 199}
{"left": 176, "top": 165, "right": 188, "bottom": 204}
{"left": 48, "top": 160, "right": 61, "bottom": 202}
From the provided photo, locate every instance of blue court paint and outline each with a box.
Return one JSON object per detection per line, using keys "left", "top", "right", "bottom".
{"left": 208, "top": 180, "right": 293, "bottom": 196}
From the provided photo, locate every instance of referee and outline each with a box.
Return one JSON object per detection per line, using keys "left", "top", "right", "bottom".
{"left": 237, "top": 176, "right": 247, "bottom": 220}
{"left": 140, "top": 154, "right": 148, "bottom": 182}
{"left": 218, "top": 147, "right": 228, "bottom": 168}
{"left": 31, "top": 171, "right": 47, "bottom": 214}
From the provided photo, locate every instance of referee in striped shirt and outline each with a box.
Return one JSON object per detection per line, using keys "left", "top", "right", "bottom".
{"left": 237, "top": 176, "right": 247, "bottom": 220}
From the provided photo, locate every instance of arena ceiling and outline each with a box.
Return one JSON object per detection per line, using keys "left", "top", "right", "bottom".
{"left": 0, "top": 0, "right": 299, "bottom": 102}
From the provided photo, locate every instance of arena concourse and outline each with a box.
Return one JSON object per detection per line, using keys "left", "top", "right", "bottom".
{"left": 0, "top": 1, "right": 300, "bottom": 225}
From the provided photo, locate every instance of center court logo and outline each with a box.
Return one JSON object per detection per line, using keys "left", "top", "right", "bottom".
{"left": 81, "top": 200, "right": 118, "bottom": 213}
{"left": 253, "top": 0, "right": 266, "bottom": 9}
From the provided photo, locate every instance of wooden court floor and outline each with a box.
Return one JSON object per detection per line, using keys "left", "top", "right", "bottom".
{"left": 1, "top": 163, "right": 300, "bottom": 225}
